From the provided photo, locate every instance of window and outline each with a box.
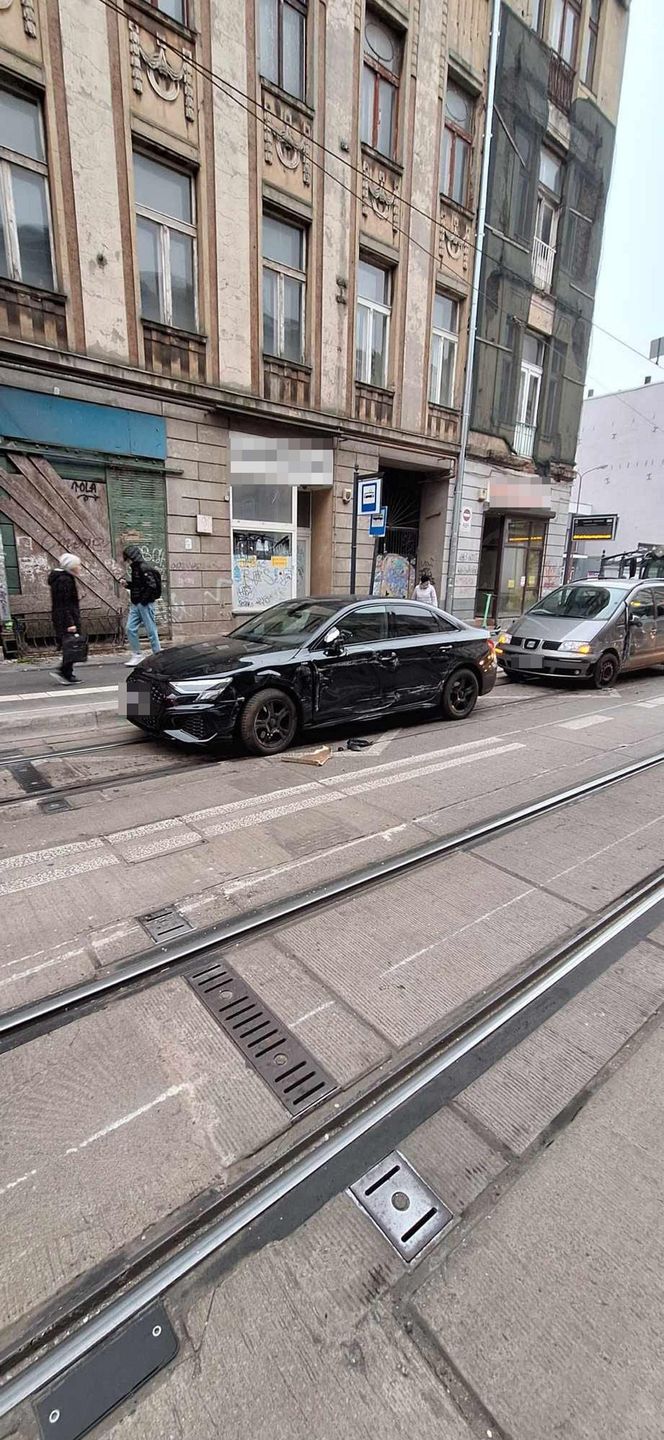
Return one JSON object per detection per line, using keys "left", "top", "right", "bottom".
{"left": 230, "top": 485, "right": 297, "bottom": 612}
{"left": 532, "top": 584, "right": 625, "bottom": 620}
{"left": 515, "top": 333, "right": 544, "bottom": 457}
{"left": 0, "top": 87, "right": 54, "bottom": 290}
{"left": 144, "top": 0, "right": 186, "bottom": 21}
{"left": 355, "top": 259, "right": 391, "bottom": 388}
{"left": 550, "top": 0, "right": 581, "bottom": 67}
{"left": 583, "top": 0, "right": 601, "bottom": 89}
{"left": 360, "top": 14, "right": 401, "bottom": 158}
{"left": 441, "top": 81, "right": 473, "bottom": 208}
{"left": 259, "top": 0, "right": 306, "bottom": 100}
{"left": 339, "top": 605, "right": 388, "bottom": 644}
{"left": 652, "top": 586, "right": 664, "bottom": 619}
{"left": 531, "top": 0, "right": 543, "bottom": 33}
{"left": 262, "top": 213, "right": 306, "bottom": 363}
{"left": 628, "top": 590, "right": 655, "bottom": 620}
{"left": 533, "top": 148, "right": 563, "bottom": 291}
{"left": 389, "top": 605, "right": 448, "bottom": 637}
{"left": 134, "top": 152, "right": 196, "bottom": 331}
{"left": 0, "top": 514, "right": 20, "bottom": 594}
{"left": 429, "top": 293, "right": 459, "bottom": 408}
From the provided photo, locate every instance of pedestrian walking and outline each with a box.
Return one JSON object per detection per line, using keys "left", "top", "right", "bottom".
{"left": 412, "top": 568, "right": 438, "bottom": 607}
{"left": 123, "top": 545, "right": 162, "bottom": 666}
{"left": 48, "top": 552, "right": 82, "bottom": 685}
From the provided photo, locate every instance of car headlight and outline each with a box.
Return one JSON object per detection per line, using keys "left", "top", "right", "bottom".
{"left": 559, "top": 642, "right": 591, "bottom": 655}
{"left": 169, "top": 677, "right": 233, "bottom": 700}
{"left": 496, "top": 632, "right": 512, "bottom": 648}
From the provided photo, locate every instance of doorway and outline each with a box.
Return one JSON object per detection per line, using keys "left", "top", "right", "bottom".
{"left": 476, "top": 514, "right": 547, "bottom": 622}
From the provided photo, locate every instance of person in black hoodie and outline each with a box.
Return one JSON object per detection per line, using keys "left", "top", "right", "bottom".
{"left": 122, "top": 544, "right": 162, "bottom": 665}
{"left": 48, "top": 553, "right": 82, "bottom": 684}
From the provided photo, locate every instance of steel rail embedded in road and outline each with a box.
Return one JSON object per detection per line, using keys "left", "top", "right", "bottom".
{"left": 1, "top": 746, "right": 664, "bottom": 1046}
{"left": 1, "top": 862, "right": 663, "bottom": 1419}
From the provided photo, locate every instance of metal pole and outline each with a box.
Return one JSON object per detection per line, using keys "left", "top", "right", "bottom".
{"left": 444, "top": 0, "right": 502, "bottom": 612}
{"left": 349, "top": 463, "right": 359, "bottom": 593}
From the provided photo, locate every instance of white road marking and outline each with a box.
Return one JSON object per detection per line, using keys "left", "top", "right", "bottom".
{"left": 0, "top": 853, "right": 119, "bottom": 897}
{"left": 292, "top": 1001, "right": 335, "bottom": 1028}
{"left": 636, "top": 696, "right": 664, "bottom": 708}
{"left": 369, "top": 728, "right": 403, "bottom": 756}
{"left": 380, "top": 887, "right": 536, "bottom": 976}
{"left": 0, "top": 686, "right": 118, "bottom": 704}
{"left": 64, "top": 1083, "right": 195, "bottom": 1155}
{"left": 547, "top": 813, "right": 664, "bottom": 882}
{"left": 201, "top": 744, "right": 525, "bottom": 837}
{"left": 0, "top": 1170, "right": 38, "bottom": 1200}
{"left": 558, "top": 714, "right": 614, "bottom": 731}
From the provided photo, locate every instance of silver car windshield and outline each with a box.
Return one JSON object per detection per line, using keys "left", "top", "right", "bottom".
{"left": 529, "top": 584, "right": 627, "bottom": 622}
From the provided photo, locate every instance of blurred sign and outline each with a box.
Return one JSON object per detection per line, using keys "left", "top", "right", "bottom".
{"left": 572, "top": 514, "right": 617, "bottom": 542}
{"left": 359, "top": 475, "right": 382, "bottom": 515}
{"left": 369, "top": 507, "right": 387, "bottom": 537}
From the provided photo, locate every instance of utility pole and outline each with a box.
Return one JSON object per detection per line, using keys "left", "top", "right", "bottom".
{"left": 444, "top": 0, "right": 502, "bottom": 612}
{"left": 349, "top": 464, "right": 360, "bottom": 594}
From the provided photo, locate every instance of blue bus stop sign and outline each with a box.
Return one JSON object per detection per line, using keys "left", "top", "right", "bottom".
{"left": 369, "top": 507, "right": 387, "bottom": 537}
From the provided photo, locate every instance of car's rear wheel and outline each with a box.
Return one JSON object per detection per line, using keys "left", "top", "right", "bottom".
{"left": 441, "top": 667, "right": 479, "bottom": 720}
{"left": 240, "top": 688, "right": 298, "bottom": 755}
{"left": 592, "top": 651, "right": 620, "bottom": 689}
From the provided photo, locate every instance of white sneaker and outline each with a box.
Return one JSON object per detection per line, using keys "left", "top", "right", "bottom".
{"left": 124, "top": 654, "right": 142, "bottom": 666}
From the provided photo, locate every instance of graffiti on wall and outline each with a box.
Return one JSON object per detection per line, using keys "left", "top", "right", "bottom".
{"left": 69, "top": 478, "right": 100, "bottom": 504}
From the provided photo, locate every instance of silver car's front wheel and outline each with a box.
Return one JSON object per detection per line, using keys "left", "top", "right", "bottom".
{"left": 592, "top": 652, "right": 620, "bottom": 689}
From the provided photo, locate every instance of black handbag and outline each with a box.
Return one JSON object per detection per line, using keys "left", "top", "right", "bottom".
{"left": 61, "top": 631, "right": 89, "bottom": 664}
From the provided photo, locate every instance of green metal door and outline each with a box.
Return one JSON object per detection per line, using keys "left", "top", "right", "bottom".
{"left": 107, "top": 467, "right": 170, "bottom": 633}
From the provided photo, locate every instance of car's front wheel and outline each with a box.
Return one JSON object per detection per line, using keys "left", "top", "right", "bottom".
{"left": 441, "top": 666, "right": 479, "bottom": 720}
{"left": 592, "top": 651, "right": 620, "bottom": 689}
{"left": 240, "top": 688, "right": 298, "bottom": 755}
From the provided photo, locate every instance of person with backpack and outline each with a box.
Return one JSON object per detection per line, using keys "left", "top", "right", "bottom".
{"left": 48, "top": 552, "right": 83, "bottom": 684}
{"left": 122, "top": 545, "right": 162, "bottom": 665}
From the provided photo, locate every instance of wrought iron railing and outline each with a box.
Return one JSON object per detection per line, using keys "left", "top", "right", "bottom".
{"left": 548, "top": 51, "right": 575, "bottom": 113}
{"left": 514, "top": 422, "right": 536, "bottom": 459}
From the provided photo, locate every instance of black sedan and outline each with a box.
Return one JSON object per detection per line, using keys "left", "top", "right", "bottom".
{"left": 121, "top": 596, "right": 497, "bottom": 755}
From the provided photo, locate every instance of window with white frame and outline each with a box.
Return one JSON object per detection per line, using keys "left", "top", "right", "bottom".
{"left": 262, "top": 213, "right": 306, "bottom": 363}
{"left": 360, "top": 13, "right": 401, "bottom": 158}
{"left": 356, "top": 258, "right": 391, "bottom": 388}
{"left": 532, "top": 147, "right": 563, "bottom": 290}
{"left": 440, "top": 81, "right": 473, "bottom": 208}
{"left": 259, "top": 0, "right": 307, "bottom": 100}
{"left": 429, "top": 293, "right": 459, "bottom": 408}
{"left": 531, "top": 0, "right": 543, "bottom": 34}
{"left": 0, "top": 86, "right": 55, "bottom": 291}
{"left": 134, "top": 152, "right": 197, "bottom": 331}
{"left": 515, "top": 332, "right": 545, "bottom": 457}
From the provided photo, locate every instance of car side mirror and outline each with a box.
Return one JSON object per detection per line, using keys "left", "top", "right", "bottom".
{"left": 322, "top": 626, "right": 343, "bottom": 653}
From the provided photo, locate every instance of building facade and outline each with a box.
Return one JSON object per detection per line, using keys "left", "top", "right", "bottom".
{"left": 572, "top": 379, "right": 664, "bottom": 575}
{"left": 449, "top": 0, "right": 628, "bottom": 626}
{"left": 0, "top": 0, "right": 627, "bottom": 647}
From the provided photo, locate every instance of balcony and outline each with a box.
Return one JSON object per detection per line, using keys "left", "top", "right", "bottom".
{"left": 263, "top": 356, "right": 311, "bottom": 408}
{"left": 142, "top": 321, "right": 206, "bottom": 383}
{"left": 355, "top": 382, "right": 394, "bottom": 427}
{"left": 532, "top": 235, "right": 556, "bottom": 292}
{"left": 514, "top": 422, "right": 536, "bottom": 459}
{"left": 548, "top": 52, "right": 575, "bottom": 113}
{"left": 427, "top": 403, "right": 461, "bottom": 446}
{"left": 0, "top": 278, "right": 68, "bottom": 350}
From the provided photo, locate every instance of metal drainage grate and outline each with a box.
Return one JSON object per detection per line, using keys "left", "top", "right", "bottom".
{"left": 139, "top": 906, "right": 194, "bottom": 944}
{"left": 188, "top": 959, "right": 337, "bottom": 1116}
{"left": 349, "top": 1151, "right": 453, "bottom": 1262}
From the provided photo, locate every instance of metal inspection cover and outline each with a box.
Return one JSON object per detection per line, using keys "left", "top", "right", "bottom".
{"left": 350, "top": 1151, "right": 453, "bottom": 1261}
{"left": 188, "top": 959, "right": 337, "bottom": 1116}
{"left": 138, "top": 906, "right": 194, "bottom": 943}
{"left": 34, "top": 1301, "right": 177, "bottom": 1440}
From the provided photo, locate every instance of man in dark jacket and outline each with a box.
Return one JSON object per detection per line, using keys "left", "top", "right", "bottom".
{"left": 48, "top": 553, "right": 82, "bottom": 684}
{"left": 123, "top": 544, "right": 162, "bottom": 665}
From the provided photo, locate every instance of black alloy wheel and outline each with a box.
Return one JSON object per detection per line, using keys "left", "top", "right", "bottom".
{"left": 592, "top": 652, "right": 620, "bottom": 690}
{"left": 240, "top": 688, "right": 298, "bottom": 755}
{"left": 441, "top": 666, "right": 480, "bottom": 720}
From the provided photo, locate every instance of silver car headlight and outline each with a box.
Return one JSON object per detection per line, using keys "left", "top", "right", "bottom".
{"left": 559, "top": 641, "right": 592, "bottom": 654}
{"left": 169, "top": 677, "right": 233, "bottom": 700}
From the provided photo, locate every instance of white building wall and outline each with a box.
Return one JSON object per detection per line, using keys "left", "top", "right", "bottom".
{"left": 576, "top": 384, "right": 664, "bottom": 561}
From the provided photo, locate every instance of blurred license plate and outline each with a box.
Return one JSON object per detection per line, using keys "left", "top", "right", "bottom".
{"left": 122, "top": 680, "right": 154, "bottom": 720}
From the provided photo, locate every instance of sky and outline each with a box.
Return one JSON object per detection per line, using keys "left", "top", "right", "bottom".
{"left": 586, "top": 0, "right": 664, "bottom": 397}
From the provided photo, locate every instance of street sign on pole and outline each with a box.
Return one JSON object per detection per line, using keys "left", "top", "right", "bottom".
{"left": 369, "top": 507, "right": 387, "bottom": 538}
{"left": 358, "top": 475, "right": 382, "bottom": 515}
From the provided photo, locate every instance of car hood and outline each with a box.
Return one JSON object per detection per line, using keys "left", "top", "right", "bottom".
{"left": 510, "top": 614, "right": 617, "bottom": 643}
{"left": 139, "top": 637, "right": 299, "bottom": 679}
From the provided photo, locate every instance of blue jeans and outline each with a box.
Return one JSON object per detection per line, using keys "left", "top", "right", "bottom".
{"left": 127, "top": 602, "right": 161, "bottom": 655}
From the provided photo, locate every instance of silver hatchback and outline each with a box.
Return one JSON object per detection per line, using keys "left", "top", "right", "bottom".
{"left": 496, "top": 579, "right": 664, "bottom": 688}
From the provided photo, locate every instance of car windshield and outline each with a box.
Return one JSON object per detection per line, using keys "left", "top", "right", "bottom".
{"left": 529, "top": 584, "right": 626, "bottom": 622}
{"left": 230, "top": 599, "right": 340, "bottom": 642}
